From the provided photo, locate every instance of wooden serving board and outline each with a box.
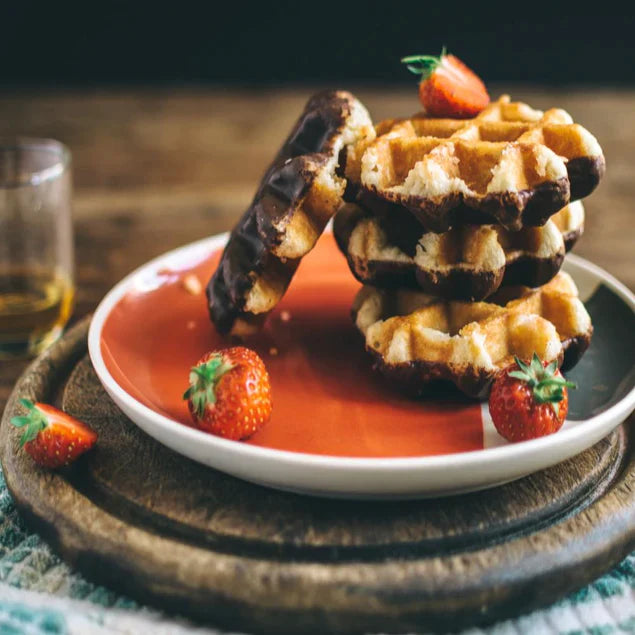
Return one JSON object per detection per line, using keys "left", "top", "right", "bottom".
{"left": 1, "top": 317, "right": 633, "bottom": 634}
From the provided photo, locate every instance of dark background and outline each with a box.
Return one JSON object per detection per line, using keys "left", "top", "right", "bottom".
{"left": 4, "top": 2, "right": 634, "bottom": 86}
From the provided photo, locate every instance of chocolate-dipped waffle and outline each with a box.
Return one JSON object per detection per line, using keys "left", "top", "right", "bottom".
{"left": 351, "top": 272, "right": 592, "bottom": 398}
{"left": 207, "top": 90, "right": 373, "bottom": 335}
{"left": 345, "top": 95, "right": 604, "bottom": 232}
{"left": 334, "top": 201, "right": 584, "bottom": 300}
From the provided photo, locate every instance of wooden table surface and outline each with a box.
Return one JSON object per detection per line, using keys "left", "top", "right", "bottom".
{"left": 0, "top": 87, "right": 632, "bottom": 406}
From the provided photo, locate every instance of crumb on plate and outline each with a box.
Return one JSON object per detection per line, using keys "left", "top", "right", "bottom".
{"left": 182, "top": 274, "right": 202, "bottom": 295}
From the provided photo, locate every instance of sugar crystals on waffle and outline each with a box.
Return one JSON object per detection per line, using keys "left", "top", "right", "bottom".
{"left": 345, "top": 95, "right": 604, "bottom": 232}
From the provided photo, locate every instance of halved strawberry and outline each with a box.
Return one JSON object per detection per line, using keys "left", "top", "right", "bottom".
{"left": 402, "top": 49, "right": 490, "bottom": 118}
{"left": 11, "top": 399, "right": 98, "bottom": 468}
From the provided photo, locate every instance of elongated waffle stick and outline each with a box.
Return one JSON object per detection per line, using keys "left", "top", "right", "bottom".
{"left": 207, "top": 91, "right": 374, "bottom": 336}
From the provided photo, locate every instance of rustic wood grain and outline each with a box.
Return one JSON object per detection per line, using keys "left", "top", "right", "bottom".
{"left": 0, "top": 317, "right": 633, "bottom": 633}
{"left": 0, "top": 87, "right": 631, "bottom": 410}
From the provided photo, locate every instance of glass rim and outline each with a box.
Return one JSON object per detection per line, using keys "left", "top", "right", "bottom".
{"left": 0, "top": 137, "right": 71, "bottom": 188}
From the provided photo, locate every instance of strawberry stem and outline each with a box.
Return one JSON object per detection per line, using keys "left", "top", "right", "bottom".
{"left": 183, "top": 355, "right": 234, "bottom": 418}
{"left": 11, "top": 399, "right": 48, "bottom": 446}
{"left": 509, "top": 353, "right": 576, "bottom": 414}
{"left": 401, "top": 47, "right": 447, "bottom": 79}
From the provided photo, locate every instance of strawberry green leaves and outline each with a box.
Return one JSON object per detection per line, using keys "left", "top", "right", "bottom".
{"left": 11, "top": 399, "right": 48, "bottom": 446}
{"left": 183, "top": 355, "right": 234, "bottom": 418}
{"left": 508, "top": 353, "right": 576, "bottom": 413}
{"left": 401, "top": 47, "right": 447, "bottom": 79}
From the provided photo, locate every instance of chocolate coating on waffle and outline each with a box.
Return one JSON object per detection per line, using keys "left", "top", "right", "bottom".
{"left": 208, "top": 208, "right": 299, "bottom": 335}
{"left": 351, "top": 273, "right": 593, "bottom": 398}
{"left": 567, "top": 155, "right": 606, "bottom": 200}
{"left": 368, "top": 153, "right": 605, "bottom": 232}
{"left": 348, "top": 95, "right": 605, "bottom": 233}
{"left": 207, "top": 91, "right": 372, "bottom": 335}
{"left": 334, "top": 202, "right": 583, "bottom": 301}
{"left": 368, "top": 177, "right": 571, "bottom": 233}
{"left": 366, "top": 330, "right": 590, "bottom": 399}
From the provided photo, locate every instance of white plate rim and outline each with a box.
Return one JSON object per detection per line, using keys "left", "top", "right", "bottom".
{"left": 87, "top": 233, "right": 635, "bottom": 480}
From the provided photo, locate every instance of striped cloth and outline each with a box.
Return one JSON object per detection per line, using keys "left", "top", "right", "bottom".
{"left": 1, "top": 468, "right": 633, "bottom": 635}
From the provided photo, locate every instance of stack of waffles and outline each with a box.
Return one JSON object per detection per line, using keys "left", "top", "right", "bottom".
{"left": 335, "top": 96, "right": 604, "bottom": 397}
{"left": 206, "top": 92, "right": 604, "bottom": 398}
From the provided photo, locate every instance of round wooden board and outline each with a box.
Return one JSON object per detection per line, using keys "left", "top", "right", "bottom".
{"left": 1, "top": 318, "right": 633, "bottom": 634}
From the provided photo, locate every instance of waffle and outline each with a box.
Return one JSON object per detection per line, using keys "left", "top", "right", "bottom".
{"left": 352, "top": 272, "right": 592, "bottom": 398}
{"left": 334, "top": 201, "right": 584, "bottom": 300}
{"left": 345, "top": 95, "right": 604, "bottom": 233}
{"left": 207, "top": 91, "right": 374, "bottom": 335}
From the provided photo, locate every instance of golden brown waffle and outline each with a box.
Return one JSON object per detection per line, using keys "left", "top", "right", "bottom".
{"left": 352, "top": 272, "right": 592, "bottom": 397}
{"left": 207, "top": 91, "right": 374, "bottom": 335}
{"left": 334, "top": 201, "right": 584, "bottom": 300}
{"left": 345, "top": 95, "right": 604, "bottom": 232}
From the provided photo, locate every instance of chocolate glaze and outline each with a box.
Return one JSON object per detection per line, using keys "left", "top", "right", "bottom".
{"left": 357, "top": 153, "right": 604, "bottom": 234}
{"left": 334, "top": 202, "right": 583, "bottom": 301}
{"left": 562, "top": 330, "right": 593, "bottom": 371}
{"left": 332, "top": 203, "right": 363, "bottom": 254}
{"left": 362, "top": 331, "right": 590, "bottom": 399}
{"left": 415, "top": 268, "right": 504, "bottom": 302}
{"left": 376, "top": 205, "right": 423, "bottom": 258}
{"left": 350, "top": 274, "right": 593, "bottom": 398}
{"left": 568, "top": 155, "right": 606, "bottom": 200}
{"left": 208, "top": 209, "right": 299, "bottom": 335}
{"left": 374, "top": 178, "right": 571, "bottom": 233}
{"left": 207, "top": 91, "right": 361, "bottom": 335}
{"left": 502, "top": 253, "right": 565, "bottom": 289}
{"left": 285, "top": 107, "right": 340, "bottom": 157}
{"left": 349, "top": 256, "right": 420, "bottom": 290}
{"left": 562, "top": 225, "right": 584, "bottom": 252}
{"left": 254, "top": 156, "right": 324, "bottom": 248}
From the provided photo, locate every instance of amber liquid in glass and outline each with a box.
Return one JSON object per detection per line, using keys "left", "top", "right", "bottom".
{"left": 0, "top": 267, "right": 74, "bottom": 358}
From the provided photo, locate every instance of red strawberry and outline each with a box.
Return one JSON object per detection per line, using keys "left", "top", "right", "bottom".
{"left": 402, "top": 49, "right": 490, "bottom": 118}
{"left": 488, "top": 353, "right": 576, "bottom": 443}
{"left": 183, "top": 346, "right": 272, "bottom": 440}
{"left": 11, "top": 399, "right": 98, "bottom": 468}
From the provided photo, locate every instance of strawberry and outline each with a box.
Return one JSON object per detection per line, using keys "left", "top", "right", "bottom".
{"left": 402, "top": 49, "right": 490, "bottom": 118}
{"left": 11, "top": 399, "right": 98, "bottom": 468}
{"left": 183, "top": 346, "right": 272, "bottom": 440}
{"left": 488, "top": 353, "right": 576, "bottom": 443}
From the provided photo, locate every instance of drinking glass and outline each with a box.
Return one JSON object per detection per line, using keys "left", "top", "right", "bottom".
{"left": 0, "top": 139, "right": 74, "bottom": 359}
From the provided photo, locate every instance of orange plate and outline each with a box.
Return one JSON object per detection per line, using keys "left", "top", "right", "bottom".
{"left": 101, "top": 235, "right": 483, "bottom": 458}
